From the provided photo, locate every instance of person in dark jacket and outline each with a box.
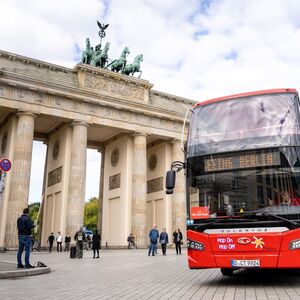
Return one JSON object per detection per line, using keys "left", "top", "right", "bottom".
{"left": 74, "top": 227, "right": 86, "bottom": 258}
{"left": 47, "top": 232, "right": 55, "bottom": 252}
{"left": 17, "top": 207, "right": 35, "bottom": 268}
{"left": 159, "top": 228, "right": 169, "bottom": 256}
{"left": 92, "top": 229, "right": 101, "bottom": 258}
{"left": 64, "top": 233, "right": 71, "bottom": 251}
{"left": 173, "top": 228, "right": 183, "bottom": 255}
{"left": 148, "top": 225, "right": 159, "bottom": 256}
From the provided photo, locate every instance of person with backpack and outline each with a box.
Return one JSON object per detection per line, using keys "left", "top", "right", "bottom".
{"left": 127, "top": 233, "right": 135, "bottom": 249}
{"left": 74, "top": 227, "right": 86, "bottom": 259}
{"left": 159, "top": 228, "right": 169, "bottom": 256}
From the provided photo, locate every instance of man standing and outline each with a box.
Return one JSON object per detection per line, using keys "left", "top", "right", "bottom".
{"left": 173, "top": 228, "right": 183, "bottom": 255}
{"left": 47, "top": 232, "right": 55, "bottom": 253}
{"left": 56, "top": 231, "right": 63, "bottom": 252}
{"left": 17, "top": 208, "right": 35, "bottom": 268}
{"left": 74, "top": 227, "right": 86, "bottom": 259}
{"left": 148, "top": 225, "right": 159, "bottom": 256}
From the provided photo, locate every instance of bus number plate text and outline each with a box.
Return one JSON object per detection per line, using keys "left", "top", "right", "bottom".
{"left": 231, "top": 259, "right": 260, "bottom": 268}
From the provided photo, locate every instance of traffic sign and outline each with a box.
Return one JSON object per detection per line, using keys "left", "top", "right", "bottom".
{"left": 0, "top": 158, "right": 12, "bottom": 172}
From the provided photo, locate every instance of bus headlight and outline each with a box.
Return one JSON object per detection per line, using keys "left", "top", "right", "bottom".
{"left": 289, "top": 239, "right": 300, "bottom": 250}
{"left": 187, "top": 239, "right": 204, "bottom": 251}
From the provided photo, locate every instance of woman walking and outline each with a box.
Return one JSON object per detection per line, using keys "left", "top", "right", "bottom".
{"left": 92, "top": 230, "right": 101, "bottom": 258}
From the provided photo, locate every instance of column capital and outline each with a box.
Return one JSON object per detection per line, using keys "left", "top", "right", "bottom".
{"left": 71, "top": 120, "right": 90, "bottom": 127}
{"left": 171, "top": 138, "right": 182, "bottom": 145}
{"left": 97, "top": 145, "right": 105, "bottom": 153}
{"left": 132, "top": 131, "right": 148, "bottom": 138}
{"left": 17, "top": 111, "right": 37, "bottom": 118}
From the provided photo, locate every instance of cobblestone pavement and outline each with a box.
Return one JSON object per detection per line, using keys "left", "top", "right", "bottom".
{"left": 1, "top": 249, "right": 300, "bottom": 300}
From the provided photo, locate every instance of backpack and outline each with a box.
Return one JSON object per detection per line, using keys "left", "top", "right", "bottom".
{"left": 34, "top": 261, "right": 47, "bottom": 267}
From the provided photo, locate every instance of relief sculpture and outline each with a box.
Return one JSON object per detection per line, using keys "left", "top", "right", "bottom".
{"left": 84, "top": 75, "right": 144, "bottom": 101}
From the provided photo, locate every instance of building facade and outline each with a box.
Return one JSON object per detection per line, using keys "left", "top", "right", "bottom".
{"left": 0, "top": 50, "right": 194, "bottom": 249}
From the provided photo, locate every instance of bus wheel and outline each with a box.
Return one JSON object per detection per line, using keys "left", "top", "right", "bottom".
{"left": 220, "top": 268, "right": 234, "bottom": 276}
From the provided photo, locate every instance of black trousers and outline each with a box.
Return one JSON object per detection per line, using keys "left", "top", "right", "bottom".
{"left": 93, "top": 249, "right": 99, "bottom": 257}
{"left": 49, "top": 241, "right": 53, "bottom": 252}
{"left": 175, "top": 242, "right": 181, "bottom": 255}
{"left": 161, "top": 243, "right": 167, "bottom": 255}
{"left": 57, "top": 242, "right": 62, "bottom": 252}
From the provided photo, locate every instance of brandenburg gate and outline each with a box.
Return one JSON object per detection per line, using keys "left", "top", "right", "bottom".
{"left": 0, "top": 49, "right": 193, "bottom": 250}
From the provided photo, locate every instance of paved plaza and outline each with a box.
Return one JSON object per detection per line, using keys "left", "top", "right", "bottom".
{"left": 1, "top": 249, "right": 300, "bottom": 300}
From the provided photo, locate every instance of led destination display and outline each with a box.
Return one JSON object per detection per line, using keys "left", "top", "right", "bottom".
{"left": 204, "top": 152, "right": 280, "bottom": 172}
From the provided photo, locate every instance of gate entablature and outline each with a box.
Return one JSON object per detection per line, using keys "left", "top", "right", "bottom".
{"left": 0, "top": 50, "right": 194, "bottom": 139}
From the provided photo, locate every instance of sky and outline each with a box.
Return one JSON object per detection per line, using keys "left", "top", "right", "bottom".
{"left": 1, "top": 0, "right": 300, "bottom": 202}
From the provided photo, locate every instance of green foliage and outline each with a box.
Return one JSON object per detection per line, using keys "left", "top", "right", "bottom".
{"left": 28, "top": 202, "right": 40, "bottom": 240}
{"left": 84, "top": 197, "right": 98, "bottom": 232}
{"left": 28, "top": 202, "right": 40, "bottom": 224}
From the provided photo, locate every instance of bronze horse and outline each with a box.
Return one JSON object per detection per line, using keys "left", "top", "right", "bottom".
{"left": 122, "top": 54, "right": 143, "bottom": 78}
{"left": 91, "top": 42, "right": 110, "bottom": 68}
{"left": 81, "top": 38, "right": 93, "bottom": 64}
{"left": 110, "top": 47, "right": 130, "bottom": 72}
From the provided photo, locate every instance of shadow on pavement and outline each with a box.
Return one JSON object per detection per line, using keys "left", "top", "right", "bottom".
{"left": 212, "top": 268, "right": 300, "bottom": 286}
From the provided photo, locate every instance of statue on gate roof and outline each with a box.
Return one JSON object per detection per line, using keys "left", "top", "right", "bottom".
{"left": 80, "top": 21, "right": 143, "bottom": 78}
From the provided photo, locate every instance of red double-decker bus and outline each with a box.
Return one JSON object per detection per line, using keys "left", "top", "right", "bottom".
{"left": 166, "top": 88, "right": 300, "bottom": 275}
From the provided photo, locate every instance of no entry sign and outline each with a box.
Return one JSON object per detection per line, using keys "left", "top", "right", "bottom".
{"left": 0, "top": 158, "right": 12, "bottom": 172}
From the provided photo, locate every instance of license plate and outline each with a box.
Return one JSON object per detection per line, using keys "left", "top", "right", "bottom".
{"left": 231, "top": 260, "right": 260, "bottom": 268}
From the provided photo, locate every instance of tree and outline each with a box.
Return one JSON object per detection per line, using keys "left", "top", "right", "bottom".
{"left": 29, "top": 202, "right": 40, "bottom": 224}
{"left": 84, "top": 197, "right": 98, "bottom": 232}
{"left": 28, "top": 202, "right": 40, "bottom": 241}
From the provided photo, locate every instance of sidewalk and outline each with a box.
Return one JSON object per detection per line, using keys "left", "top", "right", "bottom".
{"left": 0, "top": 257, "right": 50, "bottom": 279}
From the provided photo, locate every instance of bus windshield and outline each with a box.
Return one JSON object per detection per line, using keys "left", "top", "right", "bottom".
{"left": 187, "top": 148, "right": 300, "bottom": 220}
{"left": 188, "top": 93, "right": 300, "bottom": 158}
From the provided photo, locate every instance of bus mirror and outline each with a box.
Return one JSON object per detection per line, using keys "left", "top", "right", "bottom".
{"left": 166, "top": 170, "right": 176, "bottom": 192}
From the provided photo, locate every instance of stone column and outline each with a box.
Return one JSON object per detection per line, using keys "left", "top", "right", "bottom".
{"left": 97, "top": 147, "right": 105, "bottom": 237}
{"left": 5, "top": 112, "right": 36, "bottom": 248}
{"left": 66, "top": 121, "right": 88, "bottom": 237}
{"left": 172, "top": 139, "right": 186, "bottom": 240}
{"left": 131, "top": 133, "right": 147, "bottom": 247}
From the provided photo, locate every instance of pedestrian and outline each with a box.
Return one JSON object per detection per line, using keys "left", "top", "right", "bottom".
{"left": 86, "top": 235, "right": 91, "bottom": 250}
{"left": 127, "top": 233, "right": 135, "bottom": 249}
{"left": 47, "top": 232, "right": 55, "bottom": 252}
{"left": 74, "top": 227, "right": 86, "bottom": 258}
{"left": 64, "top": 233, "right": 71, "bottom": 251}
{"left": 31, "top": 235, "right": 35, "bottom": 251}
{"left": 159, "top": 228, "right": 169, "bottom": 255}
{"left": 56, "top": 231, "right": 63, "bottom": 252}
{"left": 17, "top": 207, "right": 35, "bottom": 268}
{"left": 92, "top": 229, "right": 101, "bottom": 258}
{"left": 148, "top": 225, "right": 159, "bottom": 256}
{"left": 173, "top": 228, "right": 183, "bottom": 255}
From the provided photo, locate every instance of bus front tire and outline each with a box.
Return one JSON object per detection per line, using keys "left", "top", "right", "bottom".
{"left": 220, "top": 268, "right": 234, "bottom": 276}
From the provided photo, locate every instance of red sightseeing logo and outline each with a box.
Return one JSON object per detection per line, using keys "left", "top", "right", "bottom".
{"left": 237, "top": 237, "right": 251, "bottom": 245}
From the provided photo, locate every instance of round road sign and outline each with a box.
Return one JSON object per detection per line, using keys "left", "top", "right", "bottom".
{"left": 0, "top": 158, "right": 12, "bottom": 172}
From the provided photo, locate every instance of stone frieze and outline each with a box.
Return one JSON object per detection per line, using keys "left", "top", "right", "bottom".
{"left": 84, "top": 74, "right": 144, "bottom": 101}
{"left": 0, "top": 84, "right": 183, "bottom": 133}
